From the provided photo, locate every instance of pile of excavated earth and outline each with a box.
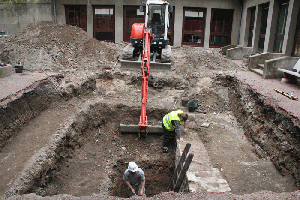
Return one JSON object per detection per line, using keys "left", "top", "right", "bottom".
{"left": 0, "top": 21, "right": 299, "bottom": 199}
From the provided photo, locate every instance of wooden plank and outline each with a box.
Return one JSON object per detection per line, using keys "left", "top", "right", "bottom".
{"left": 168, "top": 143, "right": 191, "bottom": 191}
{"left": 174, "top": 153, "right": 194, "bottom": 192}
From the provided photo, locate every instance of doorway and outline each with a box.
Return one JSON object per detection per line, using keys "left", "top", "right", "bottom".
{"left": 93, "top": 6, "right": 115, "bottom": 42}
{"left": 274, "top": 0, "right": 289, "bottom": 53}
{"left": 182, "top": 7, "right": 206, "bottom": 46}
{"left": 247, "top": 6, "right": 256, "bottom": 47}
{"left": 258, "top": 3, "right": 269, "bottom": 52}
{"left": 209, "top": 8, "right": 234, "bottom": 47}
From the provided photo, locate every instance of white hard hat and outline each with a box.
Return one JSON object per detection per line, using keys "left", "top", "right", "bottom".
{"left": 128, "top": 161, "right": 138, "bottom": 172}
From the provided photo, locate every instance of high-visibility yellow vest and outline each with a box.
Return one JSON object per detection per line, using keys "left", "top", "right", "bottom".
{"left": 163, "top": 110, "right": 183, "bottom": 131}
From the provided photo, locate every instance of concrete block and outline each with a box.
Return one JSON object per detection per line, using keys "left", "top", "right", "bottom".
{"left": 227, "top": 47, "right": 253, "bottom": 60}
{"left": 248, "top": 53, "right": 285, "bottom": 71}
{"left": 265, "top": 56, "right": 299, "bottom": 79}
{"left": 0, "top": 64, "right": 13, "bottom": 78}
{"left": 221, "top": 45, "right": 237, "bottom": 55}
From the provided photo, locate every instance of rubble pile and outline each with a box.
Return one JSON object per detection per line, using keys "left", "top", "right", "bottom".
{"left": 172, "top": 46, "right": 243, "bottom": 79}
{"left": 0, "top": 21, "right": 117, "bottom": 71}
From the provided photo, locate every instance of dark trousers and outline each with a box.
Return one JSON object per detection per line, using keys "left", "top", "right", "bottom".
{"left": 162, "top": 124, "right": 175, "bottom": 148}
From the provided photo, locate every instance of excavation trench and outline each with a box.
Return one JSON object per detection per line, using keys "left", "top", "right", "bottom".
{"left": 1, "top": 74, "right": 299, "bottom": 198}
{"left": 23, "top": 103, "right": 177, "bottom": 197}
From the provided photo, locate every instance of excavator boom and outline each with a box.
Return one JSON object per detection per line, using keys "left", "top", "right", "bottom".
{"left": 120, "top": 0, "right": 172, "bottom": 136}
{"left": 139, "top": 28, "right": 151, "bottom": 133}
{"left": 119, "top": 28, "right": 163, "bottom": 137}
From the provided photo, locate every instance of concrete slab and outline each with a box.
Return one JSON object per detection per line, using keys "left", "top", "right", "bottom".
{"left": 234, "top": 71, "right": 300, "bottom": 119}
{"left": 251, "top": 68, "right": 264, "bottom": 76}
{"left": 278, "top": 68, "right": 300, "bottom": 77}
{"left": 120, "top": 60, "right": 171, "bottom": 71}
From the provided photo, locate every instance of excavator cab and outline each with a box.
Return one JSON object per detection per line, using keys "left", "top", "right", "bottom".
{"left": 121, "top": 0, "right": 173, "bottom": 70}
{"left": 144, "top": 1, "right": 172, "bottom": 48}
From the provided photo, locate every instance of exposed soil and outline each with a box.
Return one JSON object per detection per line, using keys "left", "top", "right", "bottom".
{"left": 0, "top": 21, "right": 300, "bottom": 199}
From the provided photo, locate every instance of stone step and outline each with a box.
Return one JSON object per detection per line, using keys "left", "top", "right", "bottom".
{"left": 257, "top": 63, "right": 264, "bottom": 68}
{"left": 251, "top": 68, "right": 264, "bottom": 76}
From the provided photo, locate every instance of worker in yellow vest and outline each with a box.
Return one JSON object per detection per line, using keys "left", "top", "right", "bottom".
{"left": 162, "top": 110, "right": 188, "bottom": 153}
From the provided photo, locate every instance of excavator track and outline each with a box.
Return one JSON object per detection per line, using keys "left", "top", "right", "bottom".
{"left": 122, "top": 44, "right": 135, "bottom": 60}
{"left": 161, "top": 45, "right": 171, "bottom": 63}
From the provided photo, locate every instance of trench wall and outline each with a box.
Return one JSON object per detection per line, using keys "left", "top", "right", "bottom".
{"left": 227, "top": 76, "right": 300, "bottom": 187}
{"left": 3, "top": 101, "right": 114, "bottom": 197}
{"left": 0, "top": 76, "right": 96, "bottom": 150}
{"left": 0, "top": 81, "right": 57, "bottom": 149}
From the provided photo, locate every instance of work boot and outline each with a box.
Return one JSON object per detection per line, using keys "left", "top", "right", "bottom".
{"left": 162, "top": 147, "right": 169, "bottom": 153}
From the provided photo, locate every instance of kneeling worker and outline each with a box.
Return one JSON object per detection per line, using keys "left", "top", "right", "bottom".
{"left": 162, "top": 110, "right": 188, "bottom": 153}
{"left": 123, "top": 161, "right": 145, "bottom": 196}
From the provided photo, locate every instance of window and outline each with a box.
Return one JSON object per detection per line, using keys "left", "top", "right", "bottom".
{"left": 95, "top": 8, "right": 113, "bottom": 16}
{"left": 182, "top": 7, "right": 206, "bottom": 46}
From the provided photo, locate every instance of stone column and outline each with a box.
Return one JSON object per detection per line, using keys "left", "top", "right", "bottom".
{"left": 87, "top": 3, "right": 93, "bottom": 37}
{"left": 252, "top": 5, "right": 262, "bottom": 52}
{"left": 282, "top": 0, "right": 300, "bottom": 55}
{"left": 264, "top": 0, "right": 278, "bottom": 52}
{"left": 204, "top": 7, "right": 211, "bottom": 48}
{"left": 231, "top": 6, "right": 241, "bottom": 45}
{"left": 242, "top": 7, "right": 252, "bottom": 47}
{"left": 173, "top": 3, "right": 183, "bottom": 47}
{"left": 115, "top": 2, "right": 123, "bottom": 43}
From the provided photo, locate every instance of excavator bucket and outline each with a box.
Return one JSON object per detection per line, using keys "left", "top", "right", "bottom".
{"left": 121, "top": 60, "right": 171, "bottom": 71}
{"left": 119, "top": 124, "right": 164, "bottom": 135}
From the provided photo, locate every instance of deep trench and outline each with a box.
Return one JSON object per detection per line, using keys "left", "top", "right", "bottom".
{"left": 25, "top": 103, "right": 177, "bottom": 197}
{"left": 1, "top": 75, "right": 300, "bottom": 198}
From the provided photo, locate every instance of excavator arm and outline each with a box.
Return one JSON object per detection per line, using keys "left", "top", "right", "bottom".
{"left": 139, "top": 28, "right": 151, "bottom": 136}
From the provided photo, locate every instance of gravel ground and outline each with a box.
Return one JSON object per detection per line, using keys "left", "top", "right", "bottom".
{"left": 7, "top": 190, "right": 300, "bottom": 199}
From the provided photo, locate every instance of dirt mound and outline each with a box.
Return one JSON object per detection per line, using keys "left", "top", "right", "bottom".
{"left": 0, "top": 21, "right": 117, "bottom": 71}
{"left": 172, "top": 46, "right": 244, "bottom": 77}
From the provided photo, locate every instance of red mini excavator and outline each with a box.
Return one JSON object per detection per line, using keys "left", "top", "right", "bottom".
{"left": 120, "top": 0, "right": 173, "bottom": 137}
